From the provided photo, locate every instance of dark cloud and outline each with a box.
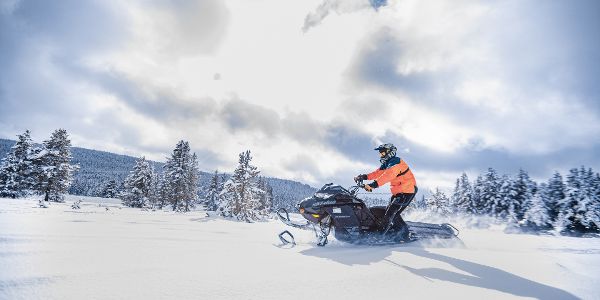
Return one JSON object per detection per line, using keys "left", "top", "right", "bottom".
{"left": 348, "top": 28, "right": 436, "bottom": 92}
{"left": 220, "top": 98, "right": 281, "bottom": 137}
{"left": 0, "top": 0, "right": 129, "bottom": 139}
{"left": 343, "top": 1, "right": 600, "bottom": 180}
{"left": 348, "top": 2, "right": 600, "bottom": 113}
{"left": 474, "top": 1, "right": 600, "bottom": 112}
{"left": 0, "top": 0, "right": 231, "bottom": 130}
{"left": 324, "top": 124, "right": 375, "bottom": 162}
{"left": 57, "top": 58, "right": 218, "bottom": 123}
{"left": 0, "top": 0, "right": 229, "bottom": 163}
{"left": 377, "top": 132, "right": 600, "bottom": 185}
{"left": 10, "top": 0, "right": 128, "bottom": 55}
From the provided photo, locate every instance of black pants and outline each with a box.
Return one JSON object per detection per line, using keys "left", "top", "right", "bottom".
{"left": 382, "top": 187, "right": 418, "bottom": 238}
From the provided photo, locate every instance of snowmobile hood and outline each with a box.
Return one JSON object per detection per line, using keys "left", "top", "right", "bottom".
{"left": 299, "top": 183, "right": 361, "bottom": 210}
{"left": 313, "top": 183, "right": 352, "bottom": 199}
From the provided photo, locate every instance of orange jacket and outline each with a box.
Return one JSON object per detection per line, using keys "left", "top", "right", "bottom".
{"left": 367, "top": 157, "right": 416, "bottom": 195}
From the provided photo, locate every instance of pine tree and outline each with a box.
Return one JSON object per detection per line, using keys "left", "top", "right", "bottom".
{"left": 0, "top": 130, "right": 38, "bottom": 198}
{"left": 451, "top": 172, "right": 472, "bottom": 214}
{"left": 557, "top": 167, "right": 590, "bottom": 233}
{"left": 100, "top": 180, "right": 120, "bottom": 198}
{"left": 257, "top": 176, "right": 274, "bottom": 216}
{"left": 412, "top": 194, "right": 428, "bottom": 211}
{"left": 546, "top": 172, "right": 565, "bottom": 225}
{"left": 426, "top": 188, "right": 451, "bottom": 215}
{"left": 580, "top": 168, "right": 599, "bottom": 232}
{"left": 152, "top": 172, "right": 168, "bottom": 209}
{"left": 204, "top": 170, "right": 222, "bottom": 211}
{"left": 120, "top": 156, "right": 154, "bottom": 208}
{"left": 163, "top": 141, "right": 199, "bottom": 212}
{"left": 479, "top": 168, "right": 500, "bottom": 215}
{"left": 185, "top": 152, "right": 200, "bottom": 211}
{"left": 34, "top": 129, "right": 79, "bottom": 202}
{"left": 523, "top": 183, "right": 551, "bottom": 229}
{"left": 587, "top": 172, "right": 600, "bottom": 232}
{"left": 469, "top": 175, "right": 484, "bottom": 214}
{"left": 508, "top": 169, "right": 537, "bottom": 223}
{"left": 491, "top": 175, "right": 513, "bottom": 219}
{"left": 219, "top": 150, "right": 266, "bottom": 222}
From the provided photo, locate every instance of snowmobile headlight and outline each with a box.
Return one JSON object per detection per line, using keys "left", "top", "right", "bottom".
{"left": 311, "top": 214, "right": 320, "bottom": 218}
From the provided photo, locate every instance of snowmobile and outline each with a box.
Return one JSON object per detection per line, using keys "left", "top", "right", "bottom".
{"left": 277, "top": 180, "right": 459, "bottom": 246}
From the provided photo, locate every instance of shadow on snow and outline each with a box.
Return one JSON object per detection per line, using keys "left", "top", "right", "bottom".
{"left": 300, "top": 242, "right": 579, "bottom": 300}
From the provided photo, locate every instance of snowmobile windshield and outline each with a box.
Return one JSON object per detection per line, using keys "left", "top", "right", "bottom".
{"left": 313, "top": 183, "right": 352, "bottom": 200}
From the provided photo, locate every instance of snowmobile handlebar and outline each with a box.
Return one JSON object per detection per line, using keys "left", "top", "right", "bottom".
{"left": 349, "top": 179, "right": 367, "bottom": 195}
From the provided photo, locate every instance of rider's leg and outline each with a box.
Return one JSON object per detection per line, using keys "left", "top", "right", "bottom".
{"left": 382, "top": 192, "right": 416, "bottom": 239}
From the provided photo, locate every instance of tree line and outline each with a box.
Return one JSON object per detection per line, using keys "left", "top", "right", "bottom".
{"left": 118, "top": 145, "right": 273, "bottom": 220}
{"left": 422, "top": 167, "right": 600, "bottom": 234}
{"left": 0, "top": 130, "right": 274, "bottom": 221}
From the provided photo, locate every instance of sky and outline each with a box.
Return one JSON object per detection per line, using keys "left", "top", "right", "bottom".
{"left": 1, "top": 0, "right": 599, "bottom": 191}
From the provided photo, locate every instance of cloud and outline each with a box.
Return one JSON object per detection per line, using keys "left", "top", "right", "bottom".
{"left": 1, "top": 0, "right": 599, "bottom": 193}
{"left": 124, "top": 0, "right": 230, "bottom": 58}
{"left": 302, "top": 0, "right": 372, "bottom": 32}
{"left": 220, "top": 98, "right": 281, "bottom": 137}
{"left": 344, "top": 0, "right": 600, "bottom": 156}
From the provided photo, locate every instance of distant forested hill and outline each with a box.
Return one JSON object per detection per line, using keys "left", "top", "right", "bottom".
{"left": 0, "top": 139, "right": 315, "bottom": 208}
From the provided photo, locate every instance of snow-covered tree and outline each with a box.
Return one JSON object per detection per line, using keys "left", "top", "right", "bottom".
{"left": 100, "top": 180, "right": 120, "bottom": 198}
{"left": 523, "top": 183, "right": 552, "bottom": 229}
{"left": 414, "top": 194, "right": 428, "bottom": 210}
{"left": 204, "top": 170, "right": 222, "bottom": 211}
{"left": 546, "top": 172, "right": 565, "bottom": 225}
{"left": 120, "top": 156, "right": 154, "bottom": 208}
{"left": 163, "top": 141, "right": 199, "bottom": 212}
{"left": 34, "top": 129, "right": 79, "bottom": 203}
{"left": 556, "top": 167, "right": 596, "bottom": 233}
{"left": 580, "top": 168, "right": 600, "bottom": 232}
{"left": 426, "top": 188, "right": 452, "bottom": 216}
{"left": 508, "top": 169, "right": 537, "bottom": 223}
{"left": 186, "top": 152, "right": 200, "bottom": 210}
{"left": 451, "top": 172, "right": 472, "bottom": 214}
{"left": 0, "top": 130, "right": 38, "bottom": 198}
{"left": 219, "top": 150, "right": 267, "bottom": 222}
{"left": 477, "top": 168, "right": 501, "bottom": 215}
{"left": 585, "top": 172, "right": 600, "bottom": 232}
{"left": 493, "top": 175, "right": 514, "bottom": 219}
{"left": 150, "top": 171, "right": 168, "bottom": 209}
{"left": 469, "top": 175, "right": 484, "bottom": 214}
{"left": 257, "top": 176, "right": 274, "bottom": 216}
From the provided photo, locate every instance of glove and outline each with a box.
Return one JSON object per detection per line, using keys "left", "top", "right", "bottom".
{"left": 364, "top": 181, "right": 379, "bottom": 192}
{"left": 354, "top": 174, "right": 367, "bottom": 183}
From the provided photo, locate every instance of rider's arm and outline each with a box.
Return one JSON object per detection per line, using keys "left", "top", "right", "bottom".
{"left": 366, "top": 168, "right": 384, "bottom": 180}
{"left": 373, "top": 163, "right": 404, "bottom": 187}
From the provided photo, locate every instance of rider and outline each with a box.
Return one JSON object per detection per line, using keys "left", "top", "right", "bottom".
{"left": 354, "top": 143, "right": 418, "bottom": 241}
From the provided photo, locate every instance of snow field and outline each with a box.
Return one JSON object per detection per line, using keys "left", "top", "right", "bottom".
{"left": 1, "top": 196, "right": 599, "bottom": 300}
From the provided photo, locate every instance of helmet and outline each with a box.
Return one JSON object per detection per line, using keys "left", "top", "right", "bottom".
{"left": 374, "top": 143, "right": 397, "bottom": 164}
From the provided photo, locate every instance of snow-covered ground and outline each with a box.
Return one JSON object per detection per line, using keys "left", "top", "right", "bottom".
{"left": 1, "top": 196, "right": 599, "bottom": 300}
